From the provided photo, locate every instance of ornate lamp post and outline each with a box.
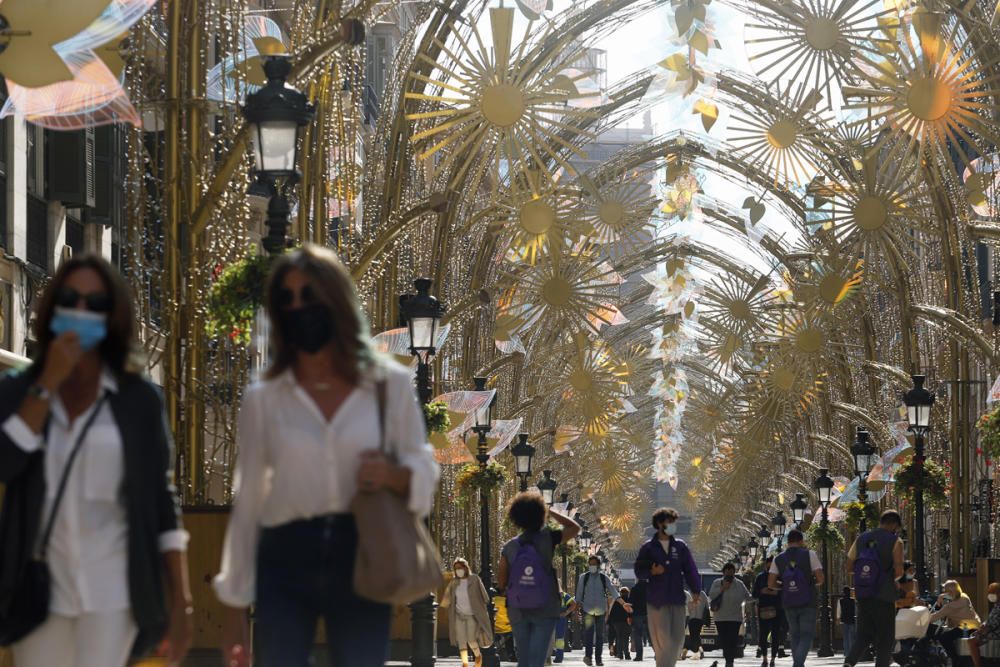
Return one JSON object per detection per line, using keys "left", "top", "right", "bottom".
{"left": 790, "top": 493, "right": 808, "bottom": 526}
{"left": 242, "top": 55, "right": 315, "bottom": 254}
{"left": 473, "top": 376, "right": 500, "bottom": 667}
{"left": 904, "top": 374, "right": 935, "bottom": 595}
{"left": 511, "top": 433, "right": 535, "bottom": 492}
{"left": 852, "top": 427, "right": 877, "bottom": 531}
{"left": 758, "top": 524, "right": 771, "bottom": 556}
{"left": 574, "top": 524, "right": 592, "bottom": 650}
{"left": 400, "top": 279, "right": 446, "bottom": 667}
{"left": 538, "top": 470, "right": 558, "bottom": 506}
{"left": 772, "top": 510, "right": 788, "bottom": 551}
{"left": 748, "top": 539, "right": 759, "bottom": 564}
{"left": 815, "top": 468, "right": 836, "bottom": 658}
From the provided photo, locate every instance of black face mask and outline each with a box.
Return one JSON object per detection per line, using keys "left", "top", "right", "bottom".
{"left": 281, "top": 303, "right": 335, "bottom": 354}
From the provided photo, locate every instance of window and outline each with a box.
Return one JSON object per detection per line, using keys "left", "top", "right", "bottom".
{"left": 26, "top": 123, "right": 44, "bottom": 197}
{"left": 65, "top": 214, "right": 84, "bottom": 255}
{"left": 26, "top": 195, "right": 48, "bottom": 269}
{"left": 365, "top": 34, "right": 390, "bottom": 101}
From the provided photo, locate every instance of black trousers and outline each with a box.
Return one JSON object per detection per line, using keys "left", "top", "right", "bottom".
{"left": 932, "top": 626, "right": 964, "bottom": 661}
{"left": 758, "top": 611, "right": 785, "bottom": 658}
{"left": 845, "top": 599, "right": 895, "bottom": 667}
{"left": 613, "top": 622, "right": 632, "bottom": 658}
{"left": 685, "top": 618, "right": 704, "bottom": 651}
{"left": 716, "top": 621, "right": 742, "bottom": 664}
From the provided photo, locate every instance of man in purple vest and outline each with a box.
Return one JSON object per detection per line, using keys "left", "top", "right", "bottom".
{"left": 769, "top": 529, "right": 824, "bottom": 667}
{"left": 843, "top": 510, "right": 904, "bottom": 667}
{"left": 633, "top": 508, "right": 702, "bottom": 667}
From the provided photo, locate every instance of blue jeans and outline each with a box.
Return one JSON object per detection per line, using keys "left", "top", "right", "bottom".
{"left": 784, "top": 606, "right": 816, "bottom": 667}
{"left": 583, "top": 612, "right": 607, "bottom": 658}
{"left": 841, "top": 623, "right": 856, "bottom": 657}
{"left": 255, "top": 515, "right": 391, "bottom": 667}
{"left": 512, "top": 617, "right": 559, "bottom": 667}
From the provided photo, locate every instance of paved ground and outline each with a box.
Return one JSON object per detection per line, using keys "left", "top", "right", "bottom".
{"left": 417, "top": 653, "right": 850, "bottom": 666}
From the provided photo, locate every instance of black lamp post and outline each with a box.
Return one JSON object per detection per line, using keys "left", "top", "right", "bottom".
{"left": 748, "top": 539, "right": 758, "bottom": 564}
{"left": 242, "top": 55, "right": 316, "bottom": 254}
{"left": 772, "top": 510, "right": 788, "bottom": 550}
{"left": 852, "top": 427, "right": 876, "bottom": 531}
{"left": 473, "top": 377, "right": 500, "bottom": 667}
{"left": 400, "top": 280, "right": 446, "bottom": 667}
{"left": 815, "top": 468, "right": 836, "bottom": 658}
{"left": 758, "top": 524, "right": 772, "bottom": 557}
{"left": 538, "top": 470, "right": 558, "bottom": 506}
{"left": 511, "top": 433, "right": 535, "bottom": 492}
{"left": 790, "top": 493, "right": 808, "bottom": 525}
{"left": 904, "top": 374, "right": 935, "bottom": 596}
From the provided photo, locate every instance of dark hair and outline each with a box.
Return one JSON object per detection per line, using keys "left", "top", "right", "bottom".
{"left": 786, "top": 529, "right": 804, "bottom": 543}
{"left": 880, "top": 510, "right": 902, "bottom": 527}
{"left": 765, "top": 555, "right": 774, "bottom": 564}
{"left": 843, "top": 586, "right": 851, "bottom": 595}
{"left": 722, "top": 563, "right": 736, "bottom": 573}
{"left": 265, "top": 244, "right": 374, "bottom": 383}
{"left": 34, "top": 253, "right": 134, "bottom": 376}
{"left": 508, "top": 492, "right": 547, "bottom": 533}
{"left": 620, "top": 587, "right": 630, "bottom": 597}
{"left": 651, "top": 507, "right": 679, "bottom": 528}
{"left": 589, "top": 555, "right": 602, "bottom": 565}
{"left": 903, "top": 560, "right": 914, "bottom": 571}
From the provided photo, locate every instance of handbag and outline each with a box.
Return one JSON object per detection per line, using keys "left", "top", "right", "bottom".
{"left": 351, "top": 378, "right": 444, "bottom": 605}
{"left": 0, "top": 393, "right": 107, "bottom": 645}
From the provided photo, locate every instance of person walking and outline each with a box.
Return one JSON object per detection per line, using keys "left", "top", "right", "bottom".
{"left": 708, "top": 563, "right": 751, "bottom": 667}
{"left": 441, "top": 558, "right": 494, "bottom": 667}
{"left": 609, "top": 587, "right": 633, "bottom": 660}
{"left": 836, "top": 587, "right": 856, "bottom": 658}
{"left": 769, "top": 529, "right": 823, "bottom": 667}
{"left": 551, "top": 587, "right": 578, "bottom": 664}
{"left": 214, "top": 245, "right": 441, "bottom": 667}
{"left": 497, "top": 492, "right": 580, "bottom": 667}
{"left": 576, "top": 555, "right": 631, "bottom": 666}
{"left": 634, "top": 507, "right": 703, "bottom": 667}
{"left": 930, "top": 579, "right": 981, "bottom": 662}
{"left": 681, "top": 585, "right": 707, "bottom": 660}
{"left": 843, "top": 510, "right": 905, "bottom": 667}
{"left": 752, "top": 557, "right": 783, "bottom": 667}
{"left": 630, "top": 579, "right": 649, "bottom": 662}
{"left": 970, "top": 582, "right": 1000, "bottom": 667}
{"left": 0, "top": 254, "right": 193, "bottom": 667}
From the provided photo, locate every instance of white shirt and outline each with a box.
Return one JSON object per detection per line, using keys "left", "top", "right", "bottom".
{"left": 455, "top": 579, "right": 473, "bottom": 615}
{"left": 213, "top": 360, "right": 440, "bottom": 607}
{"left": 2, "top": 371, "right": 188, "bottom": 616}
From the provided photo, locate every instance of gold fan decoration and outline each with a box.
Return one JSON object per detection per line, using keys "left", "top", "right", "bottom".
{"left": 727, "top": 83, "right": 829, "bottom": 185}
{"left": 743, "top": 0, "right": 890, "bottom": 109}
{"left": 405, "top": 7, "right": 598, "bottom": 193}
{"left": 576, "top": 173, "right": 659, "bottom": 258}
{"left": 696, "top": 272, "right": 779, "bottom": 372}
{"left": 495, "top": 185, "right": 587, "bottom": 264}
{"left": 794, "top": 251, "right": 865, "bottom": 317}
{"left": 846, "top": 13, "right": 1000, "bottom": 168}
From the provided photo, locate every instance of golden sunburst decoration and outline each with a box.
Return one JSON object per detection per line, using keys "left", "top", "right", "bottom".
{"left": 727, "top": 82, "right": 830, "bottom": 186}
{"left": 576, "top": 173, "right": 659, "bottom": 259}
{"left": 697, "top": 272, "right": 779, "bottom": 372}
{"left": 845, "top": 12, "right": 1000, "bottom": 169}
{"left": 405, "top": 7, "right": 599, "bottom": 194}
{"left": 743, "top": 0, "right": 891, "bottom": 110}
{"left": 542, "top": 335, "right": 633, "bottom": 436}
{"left": 495, "top": 184, "right": 588, "bottom": 264}
{"left": 496, "top": 245, "right": 624, "bottom": 340}
{"left": 794, "top": 250, "right": 865, "bottom": 317}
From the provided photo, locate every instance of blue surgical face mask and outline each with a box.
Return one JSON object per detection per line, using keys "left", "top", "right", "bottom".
{"left": 50, "top": 307, "right": 108, "bottom": 351}
{"left": 665, "top": 523, "right": 678, "bottom": 536}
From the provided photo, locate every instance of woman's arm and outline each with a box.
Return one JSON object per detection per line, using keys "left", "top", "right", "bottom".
{"left": 381, "top": 371, "right": 440, "bottom": 516}
{"left": 548, "top": 506, "right": 580, "bottom": 543}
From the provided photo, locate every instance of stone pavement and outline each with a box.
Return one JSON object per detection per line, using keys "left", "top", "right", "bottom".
{"left": 413, "top": 653, "right": 850, "bottom": 666}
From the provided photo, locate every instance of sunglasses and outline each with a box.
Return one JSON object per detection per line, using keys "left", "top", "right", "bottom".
{"left": 55, "top": 287, "right": 113, "bottom": 313}
{"left": 277, "top": 284, "right": 317, "bottom": 308}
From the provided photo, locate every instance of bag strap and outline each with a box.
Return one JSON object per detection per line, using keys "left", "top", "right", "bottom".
{"left": 37, "top": 391, "right": 109, "bottom": 560}
{"left": 376, "top": 378, "right": 388, "bottom": 455}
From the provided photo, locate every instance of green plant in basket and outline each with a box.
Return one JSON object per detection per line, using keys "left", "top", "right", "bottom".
{"left": 205, "top": 253, "right": 278, "bottom": 345}
{"left": 894, "top": 456, "right": 948, "bottom": 510}
{"left": 977, "top": 403, "right": 1000, "bottom": 460}
{"left": 843, "top": 502, "right": 880, "bottom": 535}
{"left": 454, "top": 461, "right": 509, "bottom": 504}
{"left": 806, "top": 520, "right": 845, "bottom": 552}
{"left": 423, "top": 400, "right": 451, "bottom": 434}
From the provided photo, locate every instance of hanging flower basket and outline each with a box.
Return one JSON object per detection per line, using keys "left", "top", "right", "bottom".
{"left": 894, "top": 456, "right": 949, "bottom": 510}
{"left": 806, "top": 520, "right": 845, "bottom": 552}
{"left": 842, "top": 502, "right": 881, "bottom": 535}
{"left": 454, "top": 461, "right": 508, "bottom": 504}
{"left": 423, "top": 400, "right": 451, "bottom": 434}
{"left": 205, "top": 253, "right": 279, "bottom": 346}
{"left": 977, "top": 404, "right": 1000, "bottom": 461}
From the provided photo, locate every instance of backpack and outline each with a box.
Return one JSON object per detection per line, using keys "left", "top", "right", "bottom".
{"left": 854, "top": 532, "right": 887, "bottom": 600}
{"left": 777, "top": 548, "right": 813, "bottom": 608}
{"left": 507, "top": 535, "right": 553, "bottom": 609}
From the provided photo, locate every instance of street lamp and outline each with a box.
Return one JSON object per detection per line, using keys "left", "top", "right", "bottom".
{"left": 904, "top": 374, "right": 935, "bottom": 596}
{"left": 790, "top": 493, "right": 808, "bottom": 525}
{"left": 511, "top": 433, "right": 535, "bottom": 492}
{"left": 815, "top": 468, "right": 835, "bottom": 657}
{"left": 772, "top": 510, "right": 788, "bottom": 550}
{"left": 472, "top": 376, "right": 500, "bottom": 667}
{"left": 852, "top": 427, "right": 876, "bottom": 531}
{"left": 538, "top": 470, "right": 558, "bottom": 506}
{"left": 242, "top": 55, "right": 316, "bottom": 254}
{"left": 579, "top": 530, "right": 593, "bottom": 551}
{"left": 758, "top": 524, "right": 771, "bottom": 554}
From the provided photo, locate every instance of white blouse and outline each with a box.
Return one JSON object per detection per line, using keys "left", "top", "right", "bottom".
{"left": 213, "top": 360, "right": 440, "bottom": 607}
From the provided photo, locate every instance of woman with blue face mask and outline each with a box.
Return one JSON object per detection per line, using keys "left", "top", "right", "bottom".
{"left": 0, "top": 254, "right": 193, "bottom": 667}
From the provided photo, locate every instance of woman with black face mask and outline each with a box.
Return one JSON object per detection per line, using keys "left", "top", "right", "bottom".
{"left": 213, "top": 244, "right": 440, "bottom": 667}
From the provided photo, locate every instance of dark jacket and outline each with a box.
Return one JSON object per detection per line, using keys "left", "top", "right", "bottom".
{"left": 633, "top": 537, "right": 701, "bottom": 608}
{"left": 630, "top": 580, "right": 648, "bottom": 616}
{"left": 752, "top": 570, "right": 782, "bottom": 610}
{"left": 0, "top": 367, "right": 183, "bottom": 658}
{"left": 609, "top": 595, "right": 631, "bottom": 624}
